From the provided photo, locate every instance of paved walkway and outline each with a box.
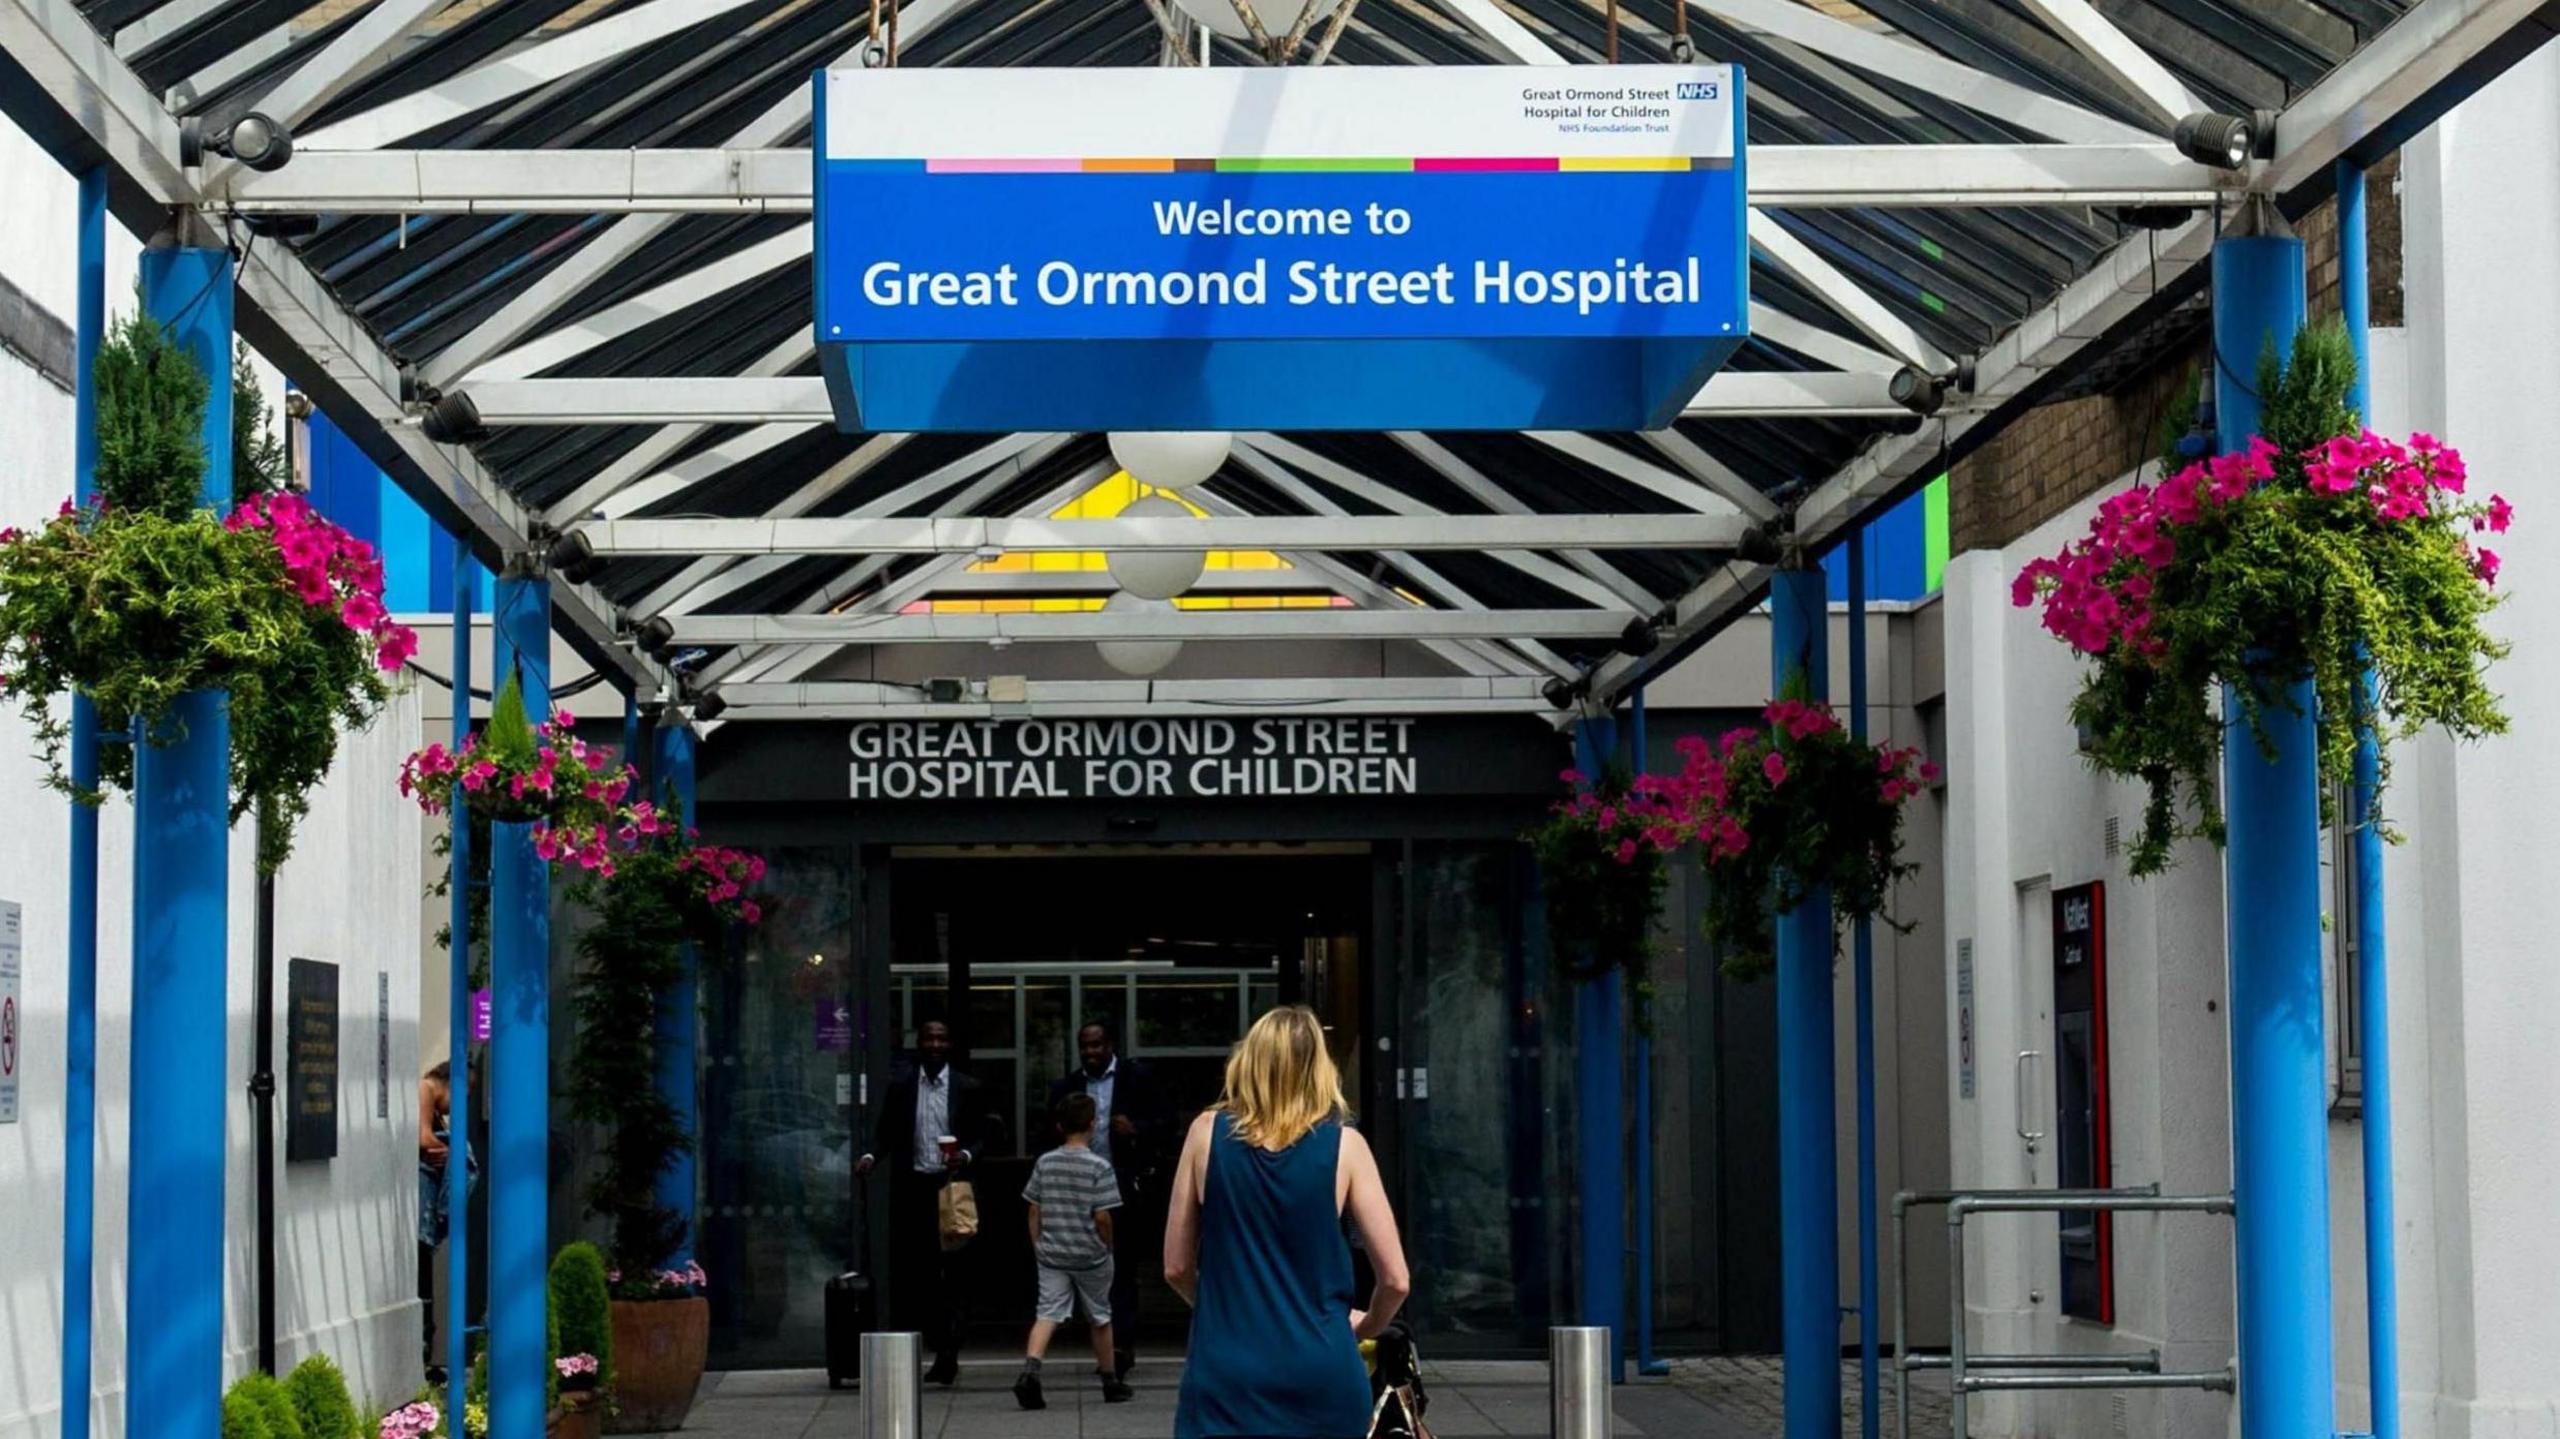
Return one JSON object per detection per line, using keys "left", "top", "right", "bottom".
{"left": 683, "top": 1357, "right": 1956, "bottom": 1438}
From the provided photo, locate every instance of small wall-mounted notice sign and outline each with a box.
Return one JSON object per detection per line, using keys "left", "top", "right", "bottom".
{"left": 288, "top": 958, "right": 340, "bottom": 1163}
{"left": 814, "top": 66, "right": 1748, "bottom": 432}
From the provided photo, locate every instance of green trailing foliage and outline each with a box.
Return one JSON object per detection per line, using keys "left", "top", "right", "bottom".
{"left": 0, "top": 308, "right": 404, "bottom": 870}
{"left": 1525, "top": 763, "right": 1665, "bottom": 995}
{"left": 2023, "top": 320, "right": 2511, "bottom": 873}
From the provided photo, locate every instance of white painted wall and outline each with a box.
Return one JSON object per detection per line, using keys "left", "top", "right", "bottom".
{"left": 1936, "top": 43, "right": 2560, "bottom": 1439}
{"left": 0, "top": 134, "right": 430, "bottom": 1435}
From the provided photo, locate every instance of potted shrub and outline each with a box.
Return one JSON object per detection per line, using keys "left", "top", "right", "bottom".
{"left": 569, "top": 823, "right": 764, "bottom": 1433}
{"left": 0, "top": 311, "right": 415, "bottom": 869}
{"left": 550, "top": 1241, "right": 614, "bottom": 1439}
{"left": 2013, "top": 321, "right": 2510, "bottom": 874}
{"left": 225, "top": 1372, "right": 306, "bottom": 1439}
{"left": 285, "top": 1353, "right": 362, "bottom": 1439}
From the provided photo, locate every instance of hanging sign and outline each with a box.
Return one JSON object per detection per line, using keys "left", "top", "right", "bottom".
{"left": 813, "top": 65, "right": 1748, "bottom": 431}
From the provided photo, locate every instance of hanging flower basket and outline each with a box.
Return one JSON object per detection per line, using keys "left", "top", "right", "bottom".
{"left": 1615, "top": 700, "right": 1935, "bottom": 978}
{"left": 1527, "top": 765, "right": 1667, "bottom": 988}
{"left": 0, "top": 312, "right": 415, "bottom": 871}
{"left": 2014, "top": 320, "right": 2511, "bottom": 875}
{"left": 401, "top": 675, "right": 634, "bottom": 871}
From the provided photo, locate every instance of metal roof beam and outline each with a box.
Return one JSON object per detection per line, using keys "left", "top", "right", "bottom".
{"left": 411, "top": 0, "right": 980, "bottom": 393}
{"left": 1749, "top": 210, "right": 1953, "bottom": 375}
{"left": 2011, "top": 0, "right": 2201, "bottom": 131}
{"left": 1386, "top": 432, "right": 1659, "bottom": 610}
{"left": 296, "top": 0, "right": 778, "bottom": 151}
{"left": 917, "top": 567, "right": 1338, "bottom": 595}
{"left": 218, "top": 142, "right": 2223, "bottom": 212}
{"left": 465, "top": 224, "right": 809, "bottom": 382}
{"left": 578, "top": 513, "right": 1750, "bottom": 557}
{"left": 693, "top": 461, "right": 1124, "bottom": 690}
{"left": 716, "top": 675, "right": 1552, "bottom": 718}
{"left": 667, "top": 608, "right": 1640, "bottom": 646}
{"left": 1225, "top": 440, "right": 1577, "bottom": 678}
{"left": 459, "top": 371, "right": 1913, "bottom": 425}
{"left": 633, "top": 432, "right": 1063, "bottom": 618}
{"left": 541, "top": 331, "right": 819, "bottom": 525}
{"left": 1423, "top": 0, "right": 1566, "bottom": 65}
{"left": 2266, "top": 0, "right": 2560, "bottom": 195}
{"left": 1517, "top": 430, "right": 1757, "bottom": 516}
{"left": 1686, "top": 0, "right": 2153, "bottom": 144}
{"left": 214, "top": 0, "right": 451, "bottom": 168}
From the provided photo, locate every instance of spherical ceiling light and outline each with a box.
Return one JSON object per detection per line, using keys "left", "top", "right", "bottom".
{"left": 1167, "top": 0, "right": 1315, "bottom": 41}
{"left": 1096, "top": 592, "right": 1183, "bottom": 678}
{"left": 1107, "top": 431, "right": 1231, "bottom": 491}
{"left": 1107, "top": 494, "right": 1209, "bottom": 602}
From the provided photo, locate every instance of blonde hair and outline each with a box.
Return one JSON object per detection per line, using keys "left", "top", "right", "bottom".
{"left": 1217, "top": 1005, "right": 1346, "bottom": 1152}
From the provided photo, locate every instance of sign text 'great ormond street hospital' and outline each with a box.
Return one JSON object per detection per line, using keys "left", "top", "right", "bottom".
{"left": 812, "top": 65, "right": 1748, "bottom": 432}
{"left": 848, "top": 717, "right": 1423, "bottom": 801}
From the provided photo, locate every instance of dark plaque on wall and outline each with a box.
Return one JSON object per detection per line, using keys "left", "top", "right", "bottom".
{"left": 287, "top": 958, "right": 340, "bottom": 1163}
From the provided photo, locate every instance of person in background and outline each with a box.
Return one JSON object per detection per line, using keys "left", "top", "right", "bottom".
{"left": 856, "top": 1016, "right": 984, "bottom": 1386}
{"left": 417, "top": 1060, "right": 475, "bottom": 1384}
{"left": 1166, "top": 1005, "right": 1411, "bottom": 1439}
{"left": 1046, "top": 1019, "right": 1164, "bottom": 1378}
{"left": 1015, "top": 1092, "right": 1135, "bottom": 1410}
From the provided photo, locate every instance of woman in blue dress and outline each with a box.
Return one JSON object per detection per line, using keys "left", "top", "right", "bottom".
{"left": 1167, "top": 1005, "right": 1412, "bottom": 1439}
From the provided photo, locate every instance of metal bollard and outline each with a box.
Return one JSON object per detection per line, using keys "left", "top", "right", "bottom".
{"left": 1551, "top": 1326, "right": 1613, "bottom": 1439}
{"left": 863, "top": 1332, "right": 922, "bottom": 1439}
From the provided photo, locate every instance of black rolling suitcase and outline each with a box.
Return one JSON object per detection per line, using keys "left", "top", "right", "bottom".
{"left": 824, "top": 1271, "right": 873, "bottom": 1389}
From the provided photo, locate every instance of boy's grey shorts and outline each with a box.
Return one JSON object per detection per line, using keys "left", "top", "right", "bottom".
{"left": 1036, "top": 1261, "right": 1114, "bottom": 1325}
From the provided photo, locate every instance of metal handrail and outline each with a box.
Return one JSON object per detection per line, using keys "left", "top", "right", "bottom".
{"left": 1893, "top": 1186, "right": 2236, "bottom": 1439}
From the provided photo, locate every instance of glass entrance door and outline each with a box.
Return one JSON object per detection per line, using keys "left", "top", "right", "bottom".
{"left": 1383, "top": 840, "right": 1574, "bottom": 1352}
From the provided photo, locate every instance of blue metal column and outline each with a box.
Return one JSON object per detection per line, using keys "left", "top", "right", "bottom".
{"left": 60, "top": 165, "right": 106, "bottom": 1439}
{"left": 1630, "top": 687, "right": 1668, "bottom": 1378}
{"left": 1770, "top": 563, "right": 1839, "bottom": 1439}
{"left": 490, "top": 575, "right": 553, "bottom": 1439}
{"left": 2213, "top": 204, "right": 2334, "bottom": 1439}
{"left": 654, "top": 723, "right": 701, "bottom": 1264}
{"left": 1570, "top": 714, "right": 1625, "bottom": 1382}
{"left": 128, "top": 237, "right": 236, "bottom": 1439}
{"left": 2336, "top": 158, "right": 2400, "bottom": 1439}
{"left": 448, "top": 547, "right": 480, "bottom": 1423}
{"left": 1847, "top": 527, "right": 1879, "bottom": 1439}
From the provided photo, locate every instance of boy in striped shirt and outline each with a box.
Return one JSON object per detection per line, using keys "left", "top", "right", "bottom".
{"left": 1017, "top": 1092, "right": 1134, "bottom": 1409}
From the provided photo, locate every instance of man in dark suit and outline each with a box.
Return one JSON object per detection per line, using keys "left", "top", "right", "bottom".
{"left": 858, "top": 1017, "right": 983, "bottom": 1385}
{"left": 1046, "top": 1020, "right": 1164, "bottom": 1379}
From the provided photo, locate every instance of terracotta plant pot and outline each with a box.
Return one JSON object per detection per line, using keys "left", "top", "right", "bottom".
{"left": 603, "top": 1297, "right": 709, "bottom": 1433}
{"left": 549, "top": 1397, "right": 606, "bottom": 1439}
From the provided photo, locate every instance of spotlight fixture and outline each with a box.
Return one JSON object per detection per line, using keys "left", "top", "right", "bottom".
{"left": 635, "top": 615, "right": 677, "bottom": 656}
{"left": 924, "top": 676, "right": 969, "bottom": 703}
{"left": 2109, "top": 204, "right": 2197, "bottom": 231}
{"left": 1888, "top": 365, "right": 1945, "bottom": 417}
{"left": 244, "top": 214, "right": 321, "bottom": 240}
{"left": 1616, "top": 618, "right": 1659, "bottom": 657}
{"left": 419, "top": 392, "right": 485, "bottom": 445}
{"left": 1541, "top": 675, "right": 1583, "bottom": 711}
{"left": 546, "top": 531, "right": 605, "bottom": 586}
{"left": 2172, "top": 111, "right": 2252, "bottom": 171}
{"left": 179, "top": 112, "right": 294, "bottom": 172}
{"left": 689, "top": 691, "right": 729, "bottom": 722}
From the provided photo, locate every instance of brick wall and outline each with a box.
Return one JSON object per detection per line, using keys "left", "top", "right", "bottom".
{"left": 1950, "top": 154, "right": 2403, "bottom": 556}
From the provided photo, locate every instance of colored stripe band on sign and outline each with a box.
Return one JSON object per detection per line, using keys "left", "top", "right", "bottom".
{"left": 869, "top": 157, "right": 1732, "bottom": 174}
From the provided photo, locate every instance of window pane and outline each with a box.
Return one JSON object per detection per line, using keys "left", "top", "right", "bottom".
{"left": 966, "top": 977, "right": 1015, "bottom": 1055}
{"left": 1137, "top": 973, "right": 1240, "bottom": 1050}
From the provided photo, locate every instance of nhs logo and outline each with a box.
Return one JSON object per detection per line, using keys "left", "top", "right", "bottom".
{"left": 1676, "top": 81, "right": 1720, "bottom": 100}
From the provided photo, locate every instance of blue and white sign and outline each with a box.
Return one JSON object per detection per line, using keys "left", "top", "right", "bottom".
{"left": 814, "top": 65, "right": 1749, "bottom": 432}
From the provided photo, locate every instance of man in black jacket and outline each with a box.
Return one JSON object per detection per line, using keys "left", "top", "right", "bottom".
{"left": 1046, "top": 1020, "right": 1164, "bottom": 1378}
{"left": 858, "top": 1017, "right": 984, "bottom": 1385}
